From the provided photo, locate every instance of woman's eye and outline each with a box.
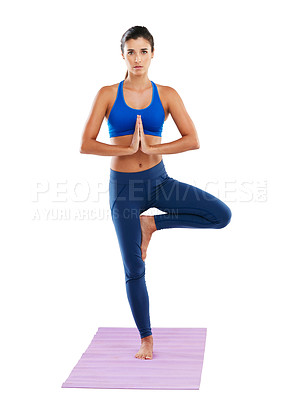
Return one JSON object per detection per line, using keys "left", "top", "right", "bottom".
{"left": 127, "top": 51, "right": 147, "bottom": 55}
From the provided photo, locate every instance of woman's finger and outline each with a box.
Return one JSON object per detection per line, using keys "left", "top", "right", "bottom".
{"left": 139, "top": 118, "right": 144, "bottom": 132}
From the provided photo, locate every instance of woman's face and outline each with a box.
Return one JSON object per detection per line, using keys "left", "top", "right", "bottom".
{"left": 122, "top": 37, "right": 153, "bottom": 75}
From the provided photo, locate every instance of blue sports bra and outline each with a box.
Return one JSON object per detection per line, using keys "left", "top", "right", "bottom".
{"left": 107, "top": 80, "right": 165, "bottom": 138}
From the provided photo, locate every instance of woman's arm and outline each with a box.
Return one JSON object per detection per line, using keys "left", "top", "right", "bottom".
{"left": 140, "top": 86, "right": 200, "bottom": 155}
{"left": 80, "top": 87, "right": 134, "bottom": 156}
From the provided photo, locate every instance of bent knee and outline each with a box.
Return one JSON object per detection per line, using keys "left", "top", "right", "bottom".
{"left": 216, "top": 206, "right": 232, "bottom": 229}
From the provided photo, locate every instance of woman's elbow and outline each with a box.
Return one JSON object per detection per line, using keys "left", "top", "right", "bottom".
{"left": 80, "top": 140, "right": 88, "bottom": 154}
{"left": 190, "top": 132, "right": 200, "bottom": 149}
{"left": 192, "top": 138, "right": 200, "bottom": 149}
{"left": 184, "top": 134, "right": 200, "bottom": 150}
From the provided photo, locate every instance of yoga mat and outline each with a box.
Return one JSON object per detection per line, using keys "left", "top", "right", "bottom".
{"left": 61, "top": 327, "right": 207, "bottom": 390}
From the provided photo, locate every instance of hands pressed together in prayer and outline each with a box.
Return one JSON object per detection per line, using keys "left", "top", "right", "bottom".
{"left": 129, "top": 115, "right": 153, "bottom": 155}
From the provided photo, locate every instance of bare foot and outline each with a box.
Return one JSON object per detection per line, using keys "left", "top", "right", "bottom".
{"left": 140, "top": 215, "right": 157, "bottom": 261}
{"left": 135, "top": 335, "right": 153, "bottom": 360}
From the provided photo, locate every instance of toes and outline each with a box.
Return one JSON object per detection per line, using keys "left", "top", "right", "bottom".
{"left": 135, "top": 351, "right": 152, "bottom": 360}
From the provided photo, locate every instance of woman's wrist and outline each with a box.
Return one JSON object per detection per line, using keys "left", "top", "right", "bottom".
{"left": 127, "top": 145, "right": 136, "bottom": 155}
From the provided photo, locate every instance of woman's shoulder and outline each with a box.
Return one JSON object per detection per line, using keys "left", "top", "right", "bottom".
{"left": 156, "top": 82, "right": 181, "bottom": 97}
{"left": 155, "top": 83, "right": 182, "bottom": 106}
{"left": 95, "top": 82, "right": 121, "bottom": 107}
{"left": 98, "top": 82, "right": 120, "bottom": 95}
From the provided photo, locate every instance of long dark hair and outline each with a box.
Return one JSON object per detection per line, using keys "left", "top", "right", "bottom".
{"left": 120, "top": 26, "right": 154, "bottom": 80}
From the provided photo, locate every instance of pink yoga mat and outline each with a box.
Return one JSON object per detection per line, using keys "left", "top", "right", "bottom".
{"left": 61, "top": 327, "right": 207, "bottom": 390}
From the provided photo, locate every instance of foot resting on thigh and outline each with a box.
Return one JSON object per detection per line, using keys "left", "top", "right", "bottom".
{"left": 140, "top": 215, "right": 157, "bottom": 261}
{"left": 135, "top": 334, "right": 153, "bottom": 360}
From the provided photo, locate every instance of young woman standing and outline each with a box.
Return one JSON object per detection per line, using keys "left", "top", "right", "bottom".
{"left": 80, "top": 26, "right": 232, "bottom": 360}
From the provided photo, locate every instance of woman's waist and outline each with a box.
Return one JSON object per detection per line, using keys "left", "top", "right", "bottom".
{"left": 110, "top": 153, "right": 163, "bottom": 173}
{"left": 109, "top": 157, "right": 168, "bottom": 185}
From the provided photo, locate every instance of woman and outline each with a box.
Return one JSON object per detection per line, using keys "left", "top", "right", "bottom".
{"left": 80, "top": 26, "right": 232, "bottom": 360}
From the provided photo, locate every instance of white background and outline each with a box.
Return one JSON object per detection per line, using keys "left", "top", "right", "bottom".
{"left": 1, "top": 0, "right": 299, "bottom": 398}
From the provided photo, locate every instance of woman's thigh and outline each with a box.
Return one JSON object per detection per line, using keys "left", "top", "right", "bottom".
{"left": 152, "top": 176, "right": 232, "bottom": 227}
{"left": 109, "top": 181, "right": 145, "bottom": 281}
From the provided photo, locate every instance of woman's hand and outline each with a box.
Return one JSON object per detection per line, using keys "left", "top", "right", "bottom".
{"left": 129, "top": 115, "right": 141, "bottom": 154}
{"left": 139, "top": 116, "right": 153, "bottom": 155}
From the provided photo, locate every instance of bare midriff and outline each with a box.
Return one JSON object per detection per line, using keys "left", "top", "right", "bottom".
{"left": 109, "top": 134, "right": 163, "bottom": 172}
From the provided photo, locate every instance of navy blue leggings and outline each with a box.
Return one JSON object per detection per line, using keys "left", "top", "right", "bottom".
{"left": 109, "top": 159, "right": 231, "bottom": 339}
